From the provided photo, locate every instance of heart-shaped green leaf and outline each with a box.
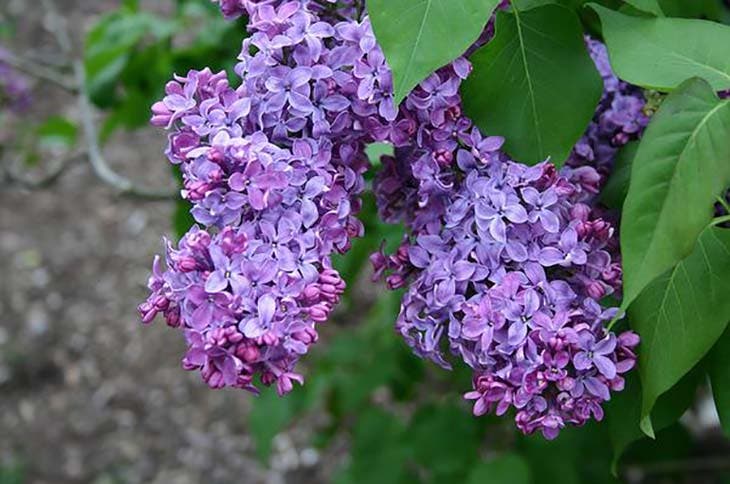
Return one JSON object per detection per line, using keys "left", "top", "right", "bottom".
{"left": 462, "top": 4, "right": 603, "bottom": 165}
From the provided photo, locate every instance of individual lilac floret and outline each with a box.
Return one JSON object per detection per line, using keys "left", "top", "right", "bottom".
{"left": 139, "top": 226, "right": 346, "bottom": 395}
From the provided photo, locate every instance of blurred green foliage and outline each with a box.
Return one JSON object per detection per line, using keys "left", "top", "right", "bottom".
{"left": 0, "top": 463, "right": 24, "bottom": 484}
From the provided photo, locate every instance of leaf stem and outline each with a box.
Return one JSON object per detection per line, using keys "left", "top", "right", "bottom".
{"left": 711, "top": 214, "right": 730, "bottom": 227}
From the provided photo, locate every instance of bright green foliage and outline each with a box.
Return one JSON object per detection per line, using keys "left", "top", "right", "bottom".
{"left": 591, "top": 5, "right": 730, "bottom": 91}
{"left": 619, "top": 78, "right": 730, "bottom": 310}
{"left": 84, "top": 2, "right": 245, "bottom": 137}
{"left": 630, "top": 228, "right": 730, "bottom": 435}
{"left": 462, "top": 4, "right": 602, "bottom": 165}
{"left": 367, "top": 0, "right": 501, "bottom": 105}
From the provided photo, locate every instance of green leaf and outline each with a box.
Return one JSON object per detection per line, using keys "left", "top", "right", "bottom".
{"left": 619, "top": 78, "right": 730, "bottom": 309}
{"left": 590, "top": 5, "right": 730, "bottom": 92}
{"left": 657, "top": 0, "right": 723, "bottom": 20}
{"left": 409, "top": 404, "right": 481, "bottom": 481}
{"left": 628, "top": 227, "right": 730, "bottom": 435}
{"left": 606, "top": 369, "right": 702, "bottom": 472}
{"left": 462, "top": 5, "right": 603, "bottom": 165}
{"left": 368, "top": 0, "right": 501, "bottom": 104}
{"left": 35, "top": 116, "right": 78, "bottom": 148}
{"left": 365, "top": 142, "right": 394, "bottom": 167}
{"left": 622, "top": 0, "right": 664, "bottom": 15}
{"left": 466, "top": 454, "right": 531, "bottom": 484}
{"left": 708, "top": 326, "right": 730, "bottom": 437}
{"left": 84, "top": 10, "right": 177, "bottom": 106}
{"left": 600, "top": 141, "right": 638, "bottom": 209}
{"left": 248, "top": 387, "right": 303, "bottom": 462}
{"left": 341, "top": 408, "right": 413, "bottom": 484}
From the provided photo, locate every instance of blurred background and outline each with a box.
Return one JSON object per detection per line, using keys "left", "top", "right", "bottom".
{"left": 2, "top": 1, "right": 730, "bottom": 483}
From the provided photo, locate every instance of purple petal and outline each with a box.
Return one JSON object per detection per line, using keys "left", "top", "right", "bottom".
{"left": 594, "top": 354, "right": 617, "bottom": 379}
{"left": 538, "top": 248, "right": 565, "bottom": 266}
{"left": 205, "top": 270, "right": 229, "bottom": 293}
{"left": 257, "top": 294, "right": 276, "bottom": 325}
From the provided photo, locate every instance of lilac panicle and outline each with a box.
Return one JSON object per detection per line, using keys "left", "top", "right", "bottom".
{"left": 141, "top": 0, "right": 399, "bottom": 395}
{"left": 371, "top": 34, "right": 644, "bottom": 438}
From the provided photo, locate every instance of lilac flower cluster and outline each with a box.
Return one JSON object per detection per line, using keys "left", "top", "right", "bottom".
{"left": 0, "top": 48, "right": 32, "bottom": 113}
{"left": 371, "top": 40, "right": 644, "bottom": 438}
{"left": 568, "top": 38, "right": 649, "bottom": 178}
{"left": 140, "top": 0, "right": 398, "bottom": 394}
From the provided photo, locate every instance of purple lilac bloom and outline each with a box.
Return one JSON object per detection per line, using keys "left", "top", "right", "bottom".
{"left": 370, "top": 36, "right": 643, "bottom": 438}
{"left": 142, "top": 0, "right": 394, "bottom": 394}
{"left": 567, "top": 38, "right": 650, "bottom": 179}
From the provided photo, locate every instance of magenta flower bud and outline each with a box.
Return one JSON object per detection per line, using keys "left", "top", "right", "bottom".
{"left": 609, "top": 376, "right": 625, "bottom": 391}
{"left": 558, "top": 376, "right": 575, "bottom": 392}
{"left": 554, "top": 177, "right": 576, "bottom": 197}
{"left": 177, "top": 256, "right": 198, "bottom": 272}
{"left": 570, "top": 203, "right": 591, "bottom": 222}
{"left": 277, "top": 375, "right": 294, "bottom": 395}
{"left": 612, "top": 132, "right": 629, "bottom": 146}
{"left": 602, "top": 263, "right": 622, "bottom": 285}
{"left": 165, "top": 308, "right": 180, "bottom": 328}
{"left": 320, "top": 271, "right": 342, "bottom": 286}
{"left": 187, "top": 231, "right": 211, "bottom": 250}
{"left": 386, "top": 274, "right": 406, "bottom": 289}
{"left": 586, "top": 280, "right": 606, "bottom": 299}
{"left": 237, "top": 345, "right": 260, "bottom": 363}
{"left": 150, "top": 101, "right": 172, "bottom": 127}
{"left": 302, "top": 285, "right": 321, "bottom": 301}
{"left": 261, "top": 332, "right": 278, "bottom": 346}
{"left": 207, "top": 147, "right": 226, "bottom": 164}
{"left": 207, "top": 371, "right": 225, "bottom": 389}
{"left": 308, "top": 305, "right": 329, "bottom": 322}
{"left": 434, "top": 149, "right": 453, "bottom": 166}
{"left": 536, "top": 164, "right": 557, "bottom": 189}
{"left": 618, "top": 331, "right": 640, "bottom": 348}
{"left": 575, "top": 221, "right": 590, "bottom": 239}
{"left": 261, "top": 371, "right": 276, "bottom": 386}
{"left": 139, "top": 304, "right": 158, "bottom": 324}
{"left": 153, "top": 295, "right": 169, "bottom": 311}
